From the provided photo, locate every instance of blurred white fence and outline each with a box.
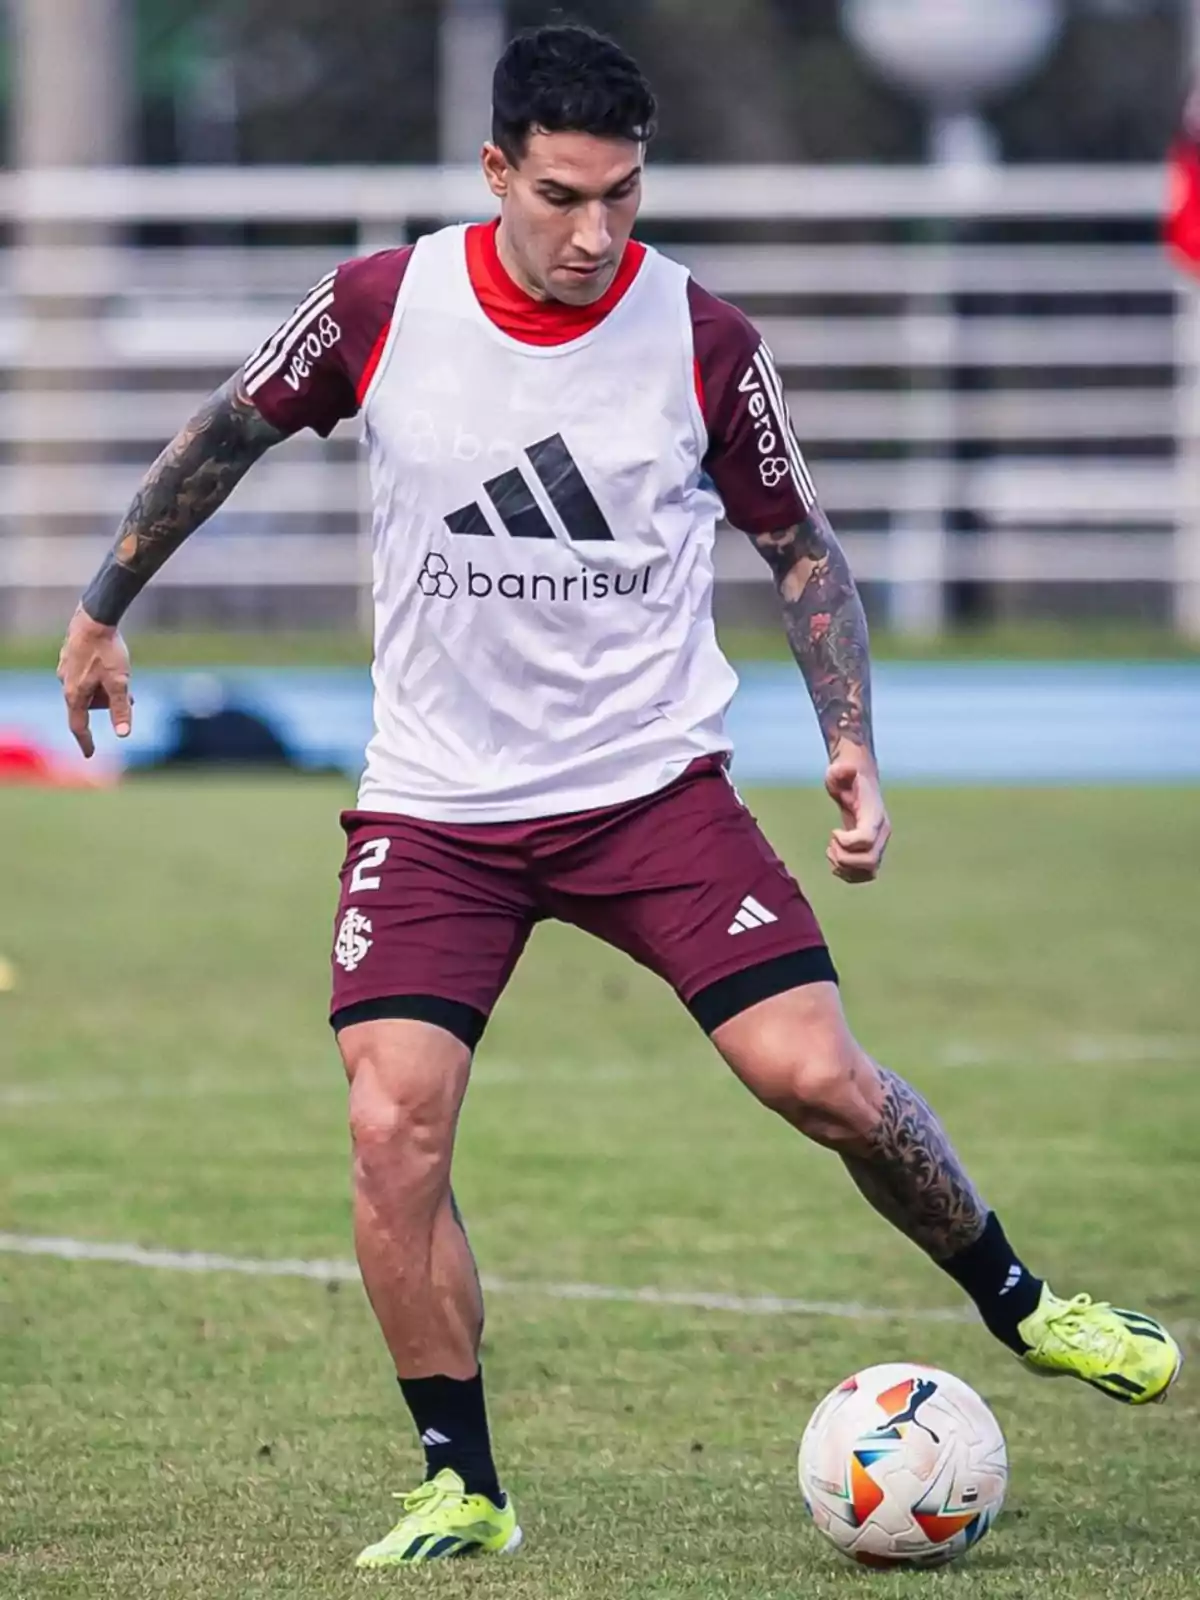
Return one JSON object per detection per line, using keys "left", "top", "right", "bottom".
{"left": 0, "top": 162, "right": 1195, "bottom": 635}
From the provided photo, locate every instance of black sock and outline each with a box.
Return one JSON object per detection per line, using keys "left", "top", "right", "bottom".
{"left": 937, "top": 1212, "right": 1044, "bottom": 1355}
{"left": 397, "top": 1370, "right": 503, "bottom": 1507}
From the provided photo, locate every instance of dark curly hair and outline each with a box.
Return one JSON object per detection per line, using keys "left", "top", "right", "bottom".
{"left": 492, "top": 24, "right": 657, "bottom": 164}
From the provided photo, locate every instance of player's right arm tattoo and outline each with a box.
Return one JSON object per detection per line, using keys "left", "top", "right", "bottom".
{"left": 747, "top": 506, "right": 874, "bottom": 759}
{"left": 80, "top": 375, "right": 287, "bottom": 626}
{"left": 842, "top": 1068, "right": 988, "bottom": 1261}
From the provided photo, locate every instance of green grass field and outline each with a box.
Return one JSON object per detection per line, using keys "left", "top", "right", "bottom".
{"left": 1, "top": 779, "right": 1198, "bottom": 1599}
{"left": 5, "top": 620, "right": 1200, "bottom": 671}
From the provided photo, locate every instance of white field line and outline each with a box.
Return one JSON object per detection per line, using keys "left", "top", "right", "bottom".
{"left": 939, "top": 1036, "right": 1200, "bottom": 1068}
{"left": 0, "top": 1076, "right": 323, "bottom": 1108}
{"left": 0, "top": 1231, "right": 977, "bottom": 1326}
{"left": 0, "top": 1064, "right": 641, "bottom": 1108}
{"left": 2, "top": 1037, "right": 1196, "bottom": 1110}
{"left": 6, "top": 1233, "right": 1195, "bottom": 1339}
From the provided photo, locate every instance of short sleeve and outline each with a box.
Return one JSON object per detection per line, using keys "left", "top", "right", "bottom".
{"left": 243, "top": 247, "right": 413, "bottom": 438}
{"left": 688, "top": 279, "right": 817, "bottom": 533}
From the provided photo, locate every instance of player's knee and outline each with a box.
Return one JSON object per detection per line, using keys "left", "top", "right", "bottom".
{"left": 749, "top": 1038, "right": 854, "bottom": 1128}
{"left": 782, "top": 1046, "right": 877, "bottom": 1143}
{"left": 346, "top": 1053, "right": 457, "bottom": 1174}
{"left": 720, "top": 993, "right": 880, "bottom": 1143}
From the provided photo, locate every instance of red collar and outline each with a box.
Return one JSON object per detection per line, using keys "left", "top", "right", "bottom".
{"left": 465, "top": 217, "right": 645, "bottom": 346}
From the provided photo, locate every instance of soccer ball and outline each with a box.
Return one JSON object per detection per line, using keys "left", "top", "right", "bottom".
{"left": 798, "top": 1363, "right": 1007, "bottom": 1569}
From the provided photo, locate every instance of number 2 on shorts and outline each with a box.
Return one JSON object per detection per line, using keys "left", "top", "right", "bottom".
{"left": 350, "top": 837, "right": 391, "bottom": 893}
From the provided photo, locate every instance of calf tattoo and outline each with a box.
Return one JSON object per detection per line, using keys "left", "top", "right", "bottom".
{"left": 81, "top": 375, "right": 286, "bottom": 626}
{"left": 748, "top": 507, "right": 873, "bottom": 758}
{"left": 842, "top": 1069, "right": 988, "bottom": 1261}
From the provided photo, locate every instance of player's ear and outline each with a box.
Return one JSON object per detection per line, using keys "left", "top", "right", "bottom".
{"left": 481, "top": 143, "right": 511, "bottom": 200}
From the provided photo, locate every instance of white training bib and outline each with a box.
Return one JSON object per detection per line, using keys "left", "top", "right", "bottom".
{"left": 356, "top": 224, "right": 738, "bottom": 821}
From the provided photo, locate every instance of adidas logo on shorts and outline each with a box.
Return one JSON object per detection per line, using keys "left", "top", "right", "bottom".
{"left": 727, "top": 895, "right": 779, "bottom": 936}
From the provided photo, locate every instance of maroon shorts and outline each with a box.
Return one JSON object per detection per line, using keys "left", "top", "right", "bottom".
{"left": 329, "top": 757, "right": 835, "bottom": 1046}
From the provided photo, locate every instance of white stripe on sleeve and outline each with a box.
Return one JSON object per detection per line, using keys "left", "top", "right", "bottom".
{"left": 244, "top": 291, "right": 337, "bottom": 396}
{"left": 243, "top": 272, "right": 336, "bottom": 385}
{"left": 753, "top": 344, "right": 817, "bottom": 507}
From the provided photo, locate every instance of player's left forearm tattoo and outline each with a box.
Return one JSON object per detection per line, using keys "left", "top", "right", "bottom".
{"left": 748, "top": 507, "right": 874, "bottom": 757}
{"left": 842, "top": 1069, "right": 988, "bottom": 1261}
{"left": 80, "top": 375, "right": 286, "bottom": 626}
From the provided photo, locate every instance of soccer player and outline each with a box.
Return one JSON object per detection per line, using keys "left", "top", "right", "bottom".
{"left": 57, "top": 24, "right": 1181, "bottom": 1570}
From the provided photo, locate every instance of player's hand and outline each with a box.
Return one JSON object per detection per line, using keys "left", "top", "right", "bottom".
{"left": 824, "top": 752, "right": 890, "bottom": 884}
{"left": 57, "top": 607, "right": 133, "bottom": 759}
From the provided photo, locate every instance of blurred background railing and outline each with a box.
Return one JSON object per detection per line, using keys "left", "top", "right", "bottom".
{"left": 0, "top": 162, "right": 1191, "bottom": 637}
{"left": 0, "top": 0, "right": 1197, "bottom": 646}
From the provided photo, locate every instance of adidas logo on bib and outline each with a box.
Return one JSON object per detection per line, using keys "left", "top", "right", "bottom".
{"left": 727, "top": 895, "right": 778, "bottom": 936}
{"left": 445, "top": 433, "right": 614, "bottom": 544}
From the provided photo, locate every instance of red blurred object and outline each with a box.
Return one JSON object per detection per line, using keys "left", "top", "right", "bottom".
{"left": 0, "top": 734, "right": 116, "bottom": 788}
{"left": 1165, "top": 118, "right": 1200, "bottom": 278}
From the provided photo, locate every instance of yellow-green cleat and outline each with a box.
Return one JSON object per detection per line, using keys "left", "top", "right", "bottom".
{"left": 355, "top": 1468, "right": 522, "bottom": 1569}
{"left": 1017, "top": 1286, "right": 1182, "bottom": 1405}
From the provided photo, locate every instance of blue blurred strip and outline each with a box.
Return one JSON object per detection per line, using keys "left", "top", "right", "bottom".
{"left": 2, "top": 663, "right": 1198, "bottom": 785}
